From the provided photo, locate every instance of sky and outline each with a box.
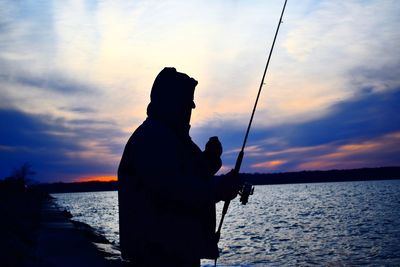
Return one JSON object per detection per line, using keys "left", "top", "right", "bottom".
{"left": 1, "top": 0, "right": 399, "bottom": 183}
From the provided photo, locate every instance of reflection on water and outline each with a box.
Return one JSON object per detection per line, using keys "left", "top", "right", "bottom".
{"left": 53, "top": 180, "right": 400, "bottom": 266}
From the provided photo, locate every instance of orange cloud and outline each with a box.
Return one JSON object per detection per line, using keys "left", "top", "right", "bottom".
{"left": 264, "top": 144, "right": 329, "bottom": 156}
{"left": 75, "top": 175, "right": 117, "bottom": 183}
{"left": 298, "top": 160, "right": 365, "bottom": 170}
{"left": 251, "top": 160, "right": 287, "bottom": 169}
{"left": 321, "top": 142, "right": 379, "bottom": 160}
{"left": 299, "top": 131, "right": 400, "bottom": 170}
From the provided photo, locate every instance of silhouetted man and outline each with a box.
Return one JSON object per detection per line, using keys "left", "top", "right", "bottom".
{"left": 118, "top": 67, "right": 239, "bottom": 266}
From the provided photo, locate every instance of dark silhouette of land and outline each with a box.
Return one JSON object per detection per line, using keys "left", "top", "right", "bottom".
{"left": 37, "top": 166, "right": 400, "bottom": 193}
{"left": 241, "top": 166, "right": 400, "bottom": 185}
{"left": 0, "top": 164, "right": 121, "bottom": 267}
{"left": 39, "top": 180, "right": 118, "bottom": 193}
{"left": 0, "top": 165, "right": 49, "bottom": 266}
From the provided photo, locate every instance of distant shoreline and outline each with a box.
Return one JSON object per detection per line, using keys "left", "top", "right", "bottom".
{"left": 37, "top": 166, "right": 400, "bottom": 193}
{"left": 242, "top": 166, "right": 400, "bottom": 185}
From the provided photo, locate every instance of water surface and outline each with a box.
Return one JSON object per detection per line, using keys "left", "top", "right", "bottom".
{"left": 53, "top": 180, "right": 400, "bottom": 266}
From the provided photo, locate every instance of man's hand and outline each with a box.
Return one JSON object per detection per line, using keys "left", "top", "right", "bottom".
{"left": 205, "top": 136, "right": 222, "bottom": 157}
{"left": 204, "top": 136, "right": 222, "bottom": 175}
{"left": 215, "top": 170, "right": 241, "bottom": 202}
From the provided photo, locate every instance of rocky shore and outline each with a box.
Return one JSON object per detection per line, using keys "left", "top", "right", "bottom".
{"left": 34, "top": 200, "right": 121, "bottom": 267}
{"left": 0, "top": 178, "right": 122, "bottom": 267}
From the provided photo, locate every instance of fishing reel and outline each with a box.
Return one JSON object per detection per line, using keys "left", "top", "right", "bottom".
{"left": 239, "top": 182, "right": 254, "bottom": 205}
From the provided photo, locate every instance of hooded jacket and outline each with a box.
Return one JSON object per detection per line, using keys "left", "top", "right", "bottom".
{"left": 118, "top": 68, "right": 220, "bottom": 262}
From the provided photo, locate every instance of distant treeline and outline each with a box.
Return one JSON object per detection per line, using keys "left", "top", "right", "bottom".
{"left": 38, "top": 166, "right": 400, "bottom": 193}
{"left": 242, "top": 166, "right": 400, "bottom": 185}
{"left": 0, "top": 171, "right": 50, "bottom": 266}
{"left": 38, "top": 181, "right": 118, "bottom": 193}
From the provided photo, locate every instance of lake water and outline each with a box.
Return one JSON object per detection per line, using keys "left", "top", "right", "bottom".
{"left": 52, "top": 180, "right": 400, "bottom": 266}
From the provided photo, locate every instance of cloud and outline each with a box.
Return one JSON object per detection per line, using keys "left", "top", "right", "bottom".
{"left": 254, "top": 0, "right": 400, "bottom": 126}
{"left": 2, "top": 0, "right": 399, "bottom": 130}
{"left": 297, "top": 132, "right": 400, "bottom": 170}
{"left": 251, "top": 160, "right": 288, "bottom": 170}
{"left": 247, "top": 131, "right": 400, "bottom": 172}
{"left": 15, "top": 73, "right": 98, "bottom": 94}
{"left": 190, "top": 1, "right": 400, "bottom": 134}
{"left": 199, "top": 88, "right": 400, "bottom": 173}
{"left": 0, "top": 71, "right": 98, "bottom": 96}
{"left": 284, "top": 1, "right": 400, "bottom": 69}
{"left": 1, "top": 0, "right": 399, "bottom": 180}
{"left": 59, "top": 106, "right": 96, "bottom": 114}
{"left": 0, "top": 108, "right": 125, "bottom": 182}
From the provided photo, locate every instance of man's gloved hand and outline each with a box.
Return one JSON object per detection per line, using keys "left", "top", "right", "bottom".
{"left": 203, "top": 136, "right": 222, "bottom": 175}
{"left": 215, "top": 169, "right": 241, "bottom": 202}
{"left": 205, "top": 136, "right": 222, "bottom": 157}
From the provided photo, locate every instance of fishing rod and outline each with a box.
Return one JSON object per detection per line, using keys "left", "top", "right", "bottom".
{"left": 215, "top": 0, "right": 288, "bottom": 263}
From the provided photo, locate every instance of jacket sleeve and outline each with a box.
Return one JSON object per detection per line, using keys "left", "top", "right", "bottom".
{"left": 132, "top": 128, "right": 216, "bottom": 210}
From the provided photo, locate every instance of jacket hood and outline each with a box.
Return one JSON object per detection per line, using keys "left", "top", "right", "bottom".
{"left": 146, "top": 67, "right": 198, "bottom": 136}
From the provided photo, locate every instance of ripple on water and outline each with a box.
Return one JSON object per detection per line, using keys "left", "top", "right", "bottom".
{"left": 53, "top": 180, "right": 400, "bottom": 266}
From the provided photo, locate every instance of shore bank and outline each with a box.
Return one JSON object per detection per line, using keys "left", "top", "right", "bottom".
{"left": 0, "top": 176, "right": 122, "bottom": 267}
{"left": 33, "top": 199, "right": 121, "bottom": 267}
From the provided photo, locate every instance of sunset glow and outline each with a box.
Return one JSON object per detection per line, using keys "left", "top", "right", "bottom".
{"left": 75, "top": 176, "right": 117, "bottom": 183}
